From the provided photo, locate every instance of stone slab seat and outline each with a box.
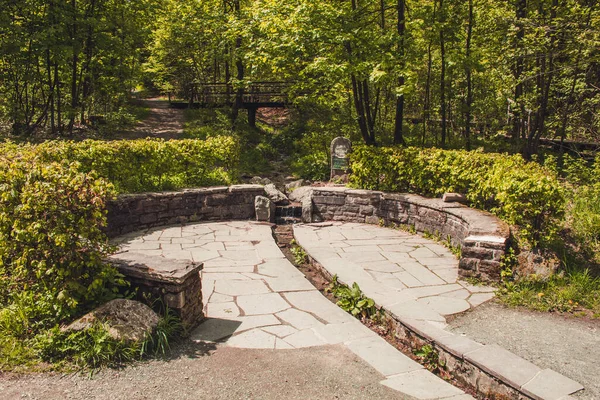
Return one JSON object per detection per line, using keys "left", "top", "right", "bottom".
{"left": 109, "top": 252, "right": 204, "bottom": 329}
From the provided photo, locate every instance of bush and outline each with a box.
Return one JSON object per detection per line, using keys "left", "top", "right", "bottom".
{"left": 291, "top": 151, "right": 329, "bottom": 181}
{"left": 0, "top": 160, "right": 123, "bottom": 322}
{"left": 0, "top": 137, "right": 240, "bottom": 193}
{"left": 349, "top": 146, "right": 566, "bottom": 245}
{"left": 570, "top": 183, "right": 600, "bottom": 246}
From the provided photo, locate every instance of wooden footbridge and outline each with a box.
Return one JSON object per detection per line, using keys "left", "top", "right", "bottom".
{"left": 169, "top": 82, "right": 291, "bottom": 126}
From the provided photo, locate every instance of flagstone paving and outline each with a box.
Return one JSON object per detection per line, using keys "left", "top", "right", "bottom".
{"left": 115, "top": 221, "right": 472, "bottom": 400}
{"left": 293, "top": 222, "right": 496, "bottom": 328}
{"left": 293, "top": 222, "right": 584, "bottom": 400}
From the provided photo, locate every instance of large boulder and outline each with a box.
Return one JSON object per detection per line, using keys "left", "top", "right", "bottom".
{"left": 63, "top": 298, "right": 159, "bottom": 342}
{"left": 515, "top": 249, "right": 560, "bottom": 279}
{"left": 264, "top": 183, "right": 289, "bottom": 205}
{"left": 288, "top": 186, "right": 313, "bottom": 204}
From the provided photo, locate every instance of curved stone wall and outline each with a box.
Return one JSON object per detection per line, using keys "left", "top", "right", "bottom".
{"left": 308, "top": 187, "right": 510, "bottom": 281}
{"left": 106, "top": 184, "right": 510, "bottom": 281}
{"left": 106, "top": 185, "right": 265, "bottom": 238}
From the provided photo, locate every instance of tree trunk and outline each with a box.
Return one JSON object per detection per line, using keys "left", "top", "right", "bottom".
{"left": 439, "top": 0, "right": 447, "bottom": 147}
{"left": 230, "top": 0, "right": 244, "bottom": 124}
{"left": 512, "top": 0, "right": 527, "bottom": 144}
{"left": 393, "top": 0, "right": 407, "bottom": 145}
{"left": 464, "top": 0, "right": 474, "bottom": 150}
{"left": 68, "top": 0, "right": 78, "bottom": 134}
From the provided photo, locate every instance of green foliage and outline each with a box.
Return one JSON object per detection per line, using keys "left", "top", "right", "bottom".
{"left": 349, "top": 146, "right": 566, "bottom": 245}
{"left": 498, "top": 267, "right": 600, "bottom": 315}
{"left": 2, "top": 299, "right": 184, "bottom": 370}
{"left": 414, "top": 344, "right": 446, "bottom": 373}
{"left": 32, "top": 309, "right": 183, "bottom": 369}
{"left": 0, "top": 160, "right": 123, "bottom": 320}
{"left": 290, "top": 245, "right": 308, "bottom": 265}
{"left": 570, "top": 184, "right": 600, "bottom": 247}
{"left": 34, "top": 324, "right": 139, "bottom": 369}
{"left": 291, "top": 152, "right": 329, "bottom": 181}
{"left": 0, "top": 137, "right": 240, "bottom": 193}
{"left": 327, "top": 275, "right": 379, "bottom": 320}
{"left": 140, "top": 308, "right": 184, "bottom": 356}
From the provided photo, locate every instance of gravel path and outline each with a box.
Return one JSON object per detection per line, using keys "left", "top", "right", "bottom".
{"left": 448, "top": 301, "right": 600, "bottom": 400}
{"left": 0, "top": 343, "right": 411, "bottom": 400}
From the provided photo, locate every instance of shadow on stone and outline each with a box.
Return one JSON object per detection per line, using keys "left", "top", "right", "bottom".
{"left": 188, "top": 318, "right": 243, "bottom": 343}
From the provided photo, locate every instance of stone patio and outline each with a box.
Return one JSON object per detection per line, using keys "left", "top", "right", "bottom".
{"left": 115, "top": 221, "right": 472, "bottom": 400}
{"left": 293, "top": 222, "right": 496, "bottom": 326}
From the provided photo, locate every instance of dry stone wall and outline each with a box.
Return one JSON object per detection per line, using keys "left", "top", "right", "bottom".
{"left": 106, "top": 185, "right": 265, "bottom": 237}
{"left": 309, "top": 187, "right": 510, "bottom": 281}
{"left": 106, "top": 184, "right": 510, "bottom": 283}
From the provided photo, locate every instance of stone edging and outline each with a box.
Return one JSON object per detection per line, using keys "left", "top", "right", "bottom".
{"left": 307, "top": 187, "right": 511, "bottom": 281}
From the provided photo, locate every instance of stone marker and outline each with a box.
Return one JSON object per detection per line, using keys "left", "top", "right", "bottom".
{"left": 330, "top": 137, "right": 351, "bottom": 179}
{"left": 255, "top": 195, "right": 275, "bottom": 222}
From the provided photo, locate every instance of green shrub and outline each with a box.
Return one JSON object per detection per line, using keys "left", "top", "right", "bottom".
{"left": 0, "top": 137, "right": 240, "bottom": 193}
{"left": 570, "top": 183, "right": 600, "bottom": 246}
{"left": 349, "top": 146, "right": 566, "bottom": 245}
{"left": 291, "top": 151, "right": 329, "bottom": 181}
{"left": 0, "top": 160, "right": 123, "bottom": 321}
{"left": 327, "top": 275, "right": 379, "bottom": 320}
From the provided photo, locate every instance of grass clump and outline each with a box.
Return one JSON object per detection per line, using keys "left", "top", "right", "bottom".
{"left": 498, "top": 267, "right": 600, "bottom": 316}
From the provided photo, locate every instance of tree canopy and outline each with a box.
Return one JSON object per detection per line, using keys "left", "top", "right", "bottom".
{"left": 1, "top": 0, "right": 599, "bottom": 155}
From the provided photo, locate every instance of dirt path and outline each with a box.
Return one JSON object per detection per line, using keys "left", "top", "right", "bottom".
{"left": 120, "top": 99, "right": 185, "bottom": 140}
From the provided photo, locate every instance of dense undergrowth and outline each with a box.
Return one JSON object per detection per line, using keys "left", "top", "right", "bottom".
{"left": 0, "top": 136, "right": 229, "bottom": 370}
{"left": 0, "top": 136, "right": 239, "bottom": 193}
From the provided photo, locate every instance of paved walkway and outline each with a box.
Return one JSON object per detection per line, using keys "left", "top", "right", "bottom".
{"left": 116, "top": 221, "right": 472, "bottom": 400}
{"left": 293, "top": 222, "right": 584, "bottom": 400}
{"left": 293, "top": 222, "right": 495, "bottom": 328}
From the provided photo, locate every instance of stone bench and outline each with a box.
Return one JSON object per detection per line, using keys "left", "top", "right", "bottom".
{"left": 109, "top": 252, "right": 204, "bottom": 329}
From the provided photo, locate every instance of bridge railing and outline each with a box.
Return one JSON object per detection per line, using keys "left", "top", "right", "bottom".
{"left": 194, "top": 82, "right": 291, "bottom": 105}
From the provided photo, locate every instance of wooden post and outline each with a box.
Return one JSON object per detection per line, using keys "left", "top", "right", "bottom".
{"left": 248, "top": 106, "right": 257, "bottom": 128}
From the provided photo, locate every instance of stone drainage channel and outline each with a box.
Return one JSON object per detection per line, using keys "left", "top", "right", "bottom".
{"left": 113, "top": 220, "right": 583, "bottom": 400}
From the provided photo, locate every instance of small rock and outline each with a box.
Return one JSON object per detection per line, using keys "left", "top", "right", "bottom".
{"left": 250, "top": 176, "right": 272, "bottom": 185}
{"left": 442, "top": 193, "right": 468, "bottom": 203}
{"left": 285, "top": 179, "right": 308, "bottom": 193}
{"left": 516, "top": 249, "right": 560, "bottom": 279}
{"left": 255, "top": 195, "right": 275, "bottom": 222}
{"left": 63, "top": 299, "right": 159, "bottom": 342}
{"left": 264, "top": 183, "right": 289, "bottom": 205}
